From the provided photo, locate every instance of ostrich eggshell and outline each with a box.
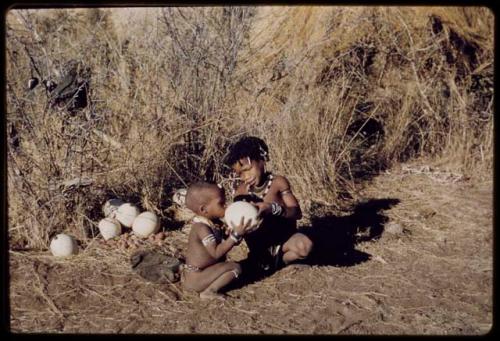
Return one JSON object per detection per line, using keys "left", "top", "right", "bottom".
{"left": 224, "top": 201, "right": 261, "bottom": 233}
{"left": 116, "top": 203, "right": 140, "bottom": 228}
{"left": 102, "top": 198, "right": 125, "bottom": 218}
{"left": 50, "top": 233, "right": 78, "bottom": 257}
{"left": 132, "top": 211, "right": 160, "bottom": 238}
{"left": 98, "top": 217, "right": 122, "bottom": 240}
{"left": 172, "top": 188, "right": 187, "bottom": 206}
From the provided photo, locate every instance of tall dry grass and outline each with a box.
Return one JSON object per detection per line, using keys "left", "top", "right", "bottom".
{"left": 6, "top": 6, "right": 493, "bottom": 250}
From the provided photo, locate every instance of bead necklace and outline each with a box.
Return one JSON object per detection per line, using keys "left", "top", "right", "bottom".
{"left": 248, "top": 173, "right": 273, "bottom": 200}
{"left": 192, "top": 216, "right": 223, "bottom": 242}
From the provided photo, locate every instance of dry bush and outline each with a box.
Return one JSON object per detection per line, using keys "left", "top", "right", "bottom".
{"left": 6, "top": 8, "right": 178, "bottom": 249}
{"left": 223, "top": 6, "right": 493, "bottom": 208}
{"left": 157, "top": 7, "right": 255, "bottom": 183}
{"left": 6, "top": 6, "right": 493, "bottom": 250}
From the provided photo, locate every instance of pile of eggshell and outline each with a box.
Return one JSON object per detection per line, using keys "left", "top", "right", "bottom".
{"left": 97, "top": 198, "right": 167, "bottom": 251}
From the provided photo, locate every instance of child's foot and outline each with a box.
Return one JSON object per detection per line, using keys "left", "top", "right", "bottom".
{"left": 199, "top": 290, "right": 226, "bottom": 301}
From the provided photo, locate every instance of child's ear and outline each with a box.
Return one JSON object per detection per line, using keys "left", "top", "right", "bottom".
{"left": 200, "top": 204, "right": 208, "bottom": 214}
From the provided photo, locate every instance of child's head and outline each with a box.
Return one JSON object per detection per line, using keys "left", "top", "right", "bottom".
{"left": 224, "top": 136, "right": 269, "bottom": 187}
{"left": 185, "top": 182, "right": 226, "bottom": 219}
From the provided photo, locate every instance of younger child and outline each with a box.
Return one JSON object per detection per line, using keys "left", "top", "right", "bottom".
{"left": 223, "top": 136, "right": 314, "bottom": 274}
{"left": 182, "top": 181, "right": 253, "bottom": 300}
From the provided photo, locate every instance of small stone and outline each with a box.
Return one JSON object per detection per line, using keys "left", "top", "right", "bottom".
{"left": 385, "top": 222, "right": 404, "bottom": 235}
{"left": 43, "top": 79, "right": 57, "bottom": 92}
{"left": 436, "top": 235, "right": 447, "bottom": 243}
{"left": 28, "top": 77, "right": 39, "bottom": 90}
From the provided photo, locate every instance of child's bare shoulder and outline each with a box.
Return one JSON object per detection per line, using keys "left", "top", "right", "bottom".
{"left": 190, "top": 222, "right": 211, "bottom": 235}
{"left": 272, "top": 174, "right": 292, "bottom": 189}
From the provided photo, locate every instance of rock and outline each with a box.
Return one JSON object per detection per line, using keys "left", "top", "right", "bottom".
{"left": 49, "top": 60, "right": 90, "bottom": 111}
{"left": 154, "top": 232, "right": 165, "bottom": 241}
{"left": 28, "top": 77, "right": 39, "bottom": 90}
{"left": 385, "top": 222, "right": 404, "bottom": 235}
{"left": 130, "top": 250, "right": 183, "bottom": 283}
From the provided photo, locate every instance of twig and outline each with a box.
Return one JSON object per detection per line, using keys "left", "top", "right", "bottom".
{"left": 164, "top": 158, "right": 188, "bottom": 188}
{"left": 395, "top": 10, "right": 436, "bottom": 117}
{"left": 33, "top": 270, "right": 65, "bottom": 319}
{"left": 336, "top": 319, "right": 363, "bottom": 334}
{"left": 92, "top": 129, "right": 123, "bottom": 150}
{"left": 333, "top": 102, "right": 381, "bottom": 167}
{"left": 264, "top": 320, "right": 300, "bottom": 334}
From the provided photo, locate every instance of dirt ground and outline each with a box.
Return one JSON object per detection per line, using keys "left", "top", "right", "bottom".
{"left": 8, "top": 163, "right": 493, "bottom": 335}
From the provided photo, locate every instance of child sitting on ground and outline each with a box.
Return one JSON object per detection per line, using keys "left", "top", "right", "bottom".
{"left": 223, "top": 136, "right": 314, "bottom": 275}
{"left": 182, "top": 181, "right": 254, "bottom": 300}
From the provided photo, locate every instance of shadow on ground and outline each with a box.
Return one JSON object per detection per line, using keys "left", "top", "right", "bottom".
{"left": 304, "top": 197, "right": 401, "bottom": 266}
{"left": 227, "top": 198, "right": 400, "bottom": 291}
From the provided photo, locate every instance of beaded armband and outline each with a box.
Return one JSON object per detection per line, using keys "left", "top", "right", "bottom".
{"left": 201, "top": 234, "right": 216, "bottom": 246}
{"left": 271, "top": 202, "right": 284, "bottom": 217}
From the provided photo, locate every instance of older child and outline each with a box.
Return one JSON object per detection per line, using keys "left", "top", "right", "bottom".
{"left": 182, "top": 181, "right": 253, "bottom": 300}
{"left": 223, "top": 136, "right": 314, "bottom": 274}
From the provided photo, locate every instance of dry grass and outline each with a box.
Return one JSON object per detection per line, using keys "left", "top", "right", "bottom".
{"left": 6, "top": 6, "right": 493, "bottom": 253}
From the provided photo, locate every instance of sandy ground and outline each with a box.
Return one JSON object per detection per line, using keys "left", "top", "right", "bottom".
{"left": 8, "top": 163, "right": 493, "bottom": 335}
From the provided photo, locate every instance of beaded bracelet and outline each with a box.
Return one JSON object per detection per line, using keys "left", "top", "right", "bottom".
{"left": 271, "top": 202, "right": 284, "bottom": 216}
{"left": 229, "top": 231, "right": 243, "bottom": 244}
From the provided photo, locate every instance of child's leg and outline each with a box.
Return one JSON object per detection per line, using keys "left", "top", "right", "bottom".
{"left": 281, "top": 248, "right": 300, "bottom": 264}
{"left": 199, "top": 262, "right": 241, "bottom": 300}
{"left": 282, "top": 233, "right": 313, "bottom": 264}
{"left": 183, "top": 262, "right": 241, "bottom": 300}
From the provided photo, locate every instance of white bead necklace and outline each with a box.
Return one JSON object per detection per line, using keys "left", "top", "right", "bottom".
{"left": 248, "top": 173, "right": 273, "bottom": 200}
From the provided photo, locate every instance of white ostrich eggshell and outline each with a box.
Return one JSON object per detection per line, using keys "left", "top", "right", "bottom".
{"left": 102, "top": 198, "right": 125, "bottom": 218}
{"left": 132, "top": 211, "right": 160, "bottom": 238}
{"left": 172, "top": 188, "right": 187, "bottom": 206}
{"left": 98, "top": 217, "right": 122, "bottom": 240}
{"left": 224, "top": 201, "right": 261, "bottom": 233}
{"left": 116, "top": 203, "right": 140, "bottom": 228}
{"left": 50, "top": 233, "right": 78, "bottom": 257}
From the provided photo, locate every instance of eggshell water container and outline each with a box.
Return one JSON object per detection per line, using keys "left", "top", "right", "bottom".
{"left": 116, "top": 203, "right": 140, "bottom": 228}
{"left": 50, "top": 233, "right": 78, "bottom": 257}
{"left": 102, "top": 198, "right": 125, "bottom": 218}
{"left": 132, "top": 211, "right": 160, "bottom": 238}
{"left": 172, "top": 188, "right": 187, "bottom": 207}
{"left": 98, "top": 217, "right": 122, "bottom": 240}
{"left": 224, "top": 201, "right": 261, "bottom": 233}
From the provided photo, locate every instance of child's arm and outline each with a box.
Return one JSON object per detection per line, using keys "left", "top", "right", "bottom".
{"left": 195, "top": 220, "right": 250, "bottom": 260}
{"left": 255, "top": 176, "right": 302, "bottom": 220}
{"left": 233, "top": 181, "right": 248, "bottom": 198}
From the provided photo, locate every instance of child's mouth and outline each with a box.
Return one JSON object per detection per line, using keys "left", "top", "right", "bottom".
{"left": 245, "top": 177, "right": 257, "bottom": 188}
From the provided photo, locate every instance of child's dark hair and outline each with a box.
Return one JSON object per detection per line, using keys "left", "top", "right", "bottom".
{"left": 223, "top": 136, "right": 269, "bottom": 167}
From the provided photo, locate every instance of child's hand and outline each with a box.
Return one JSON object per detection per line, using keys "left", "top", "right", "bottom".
{"left": 253, "top": 202, "right": 272, "bottom": 217}
{"left": 231, "top": 216, "right": 254, "bottom": 235}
